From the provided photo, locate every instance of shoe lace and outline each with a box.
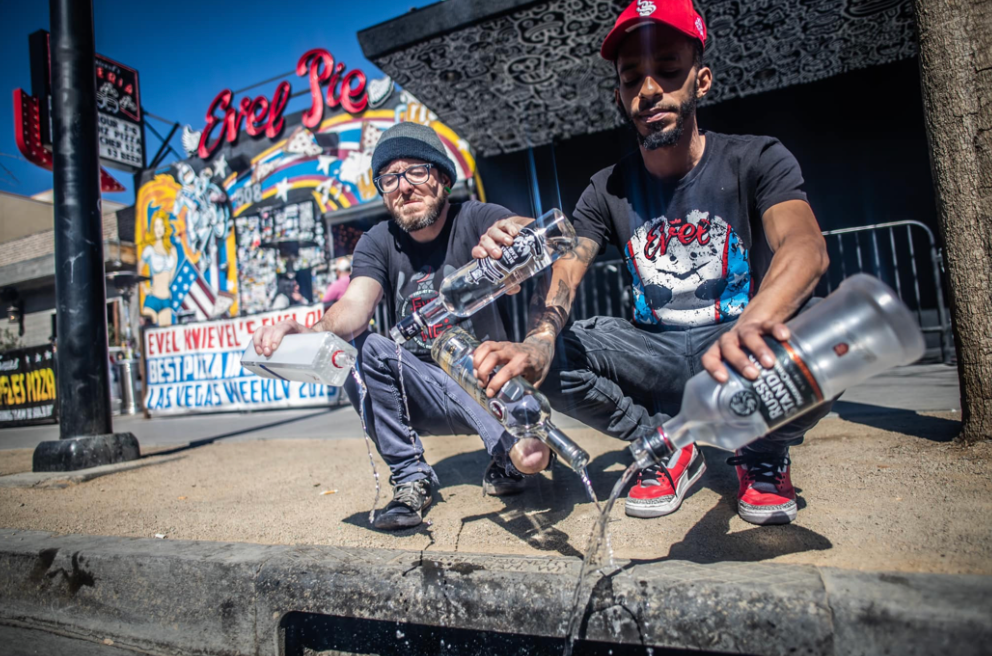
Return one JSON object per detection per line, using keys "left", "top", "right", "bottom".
{"left": 487, "top": 459, "right": 523, "bottom": 481}
{"left": 392, "top": 480, "right": 428, "bottom": 509}
{"left": 638, "top": 463, "right": 677, "bottom": 491}
{"left": 727, "top": 453, "right": 790, "bottom": 487}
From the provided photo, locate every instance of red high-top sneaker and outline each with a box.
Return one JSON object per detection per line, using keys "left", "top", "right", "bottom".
{"left": 625, "top": 444, "right": 706, "bottom": 518}
{"left": 727, "top": 451, "right": 797, "bottom": 525}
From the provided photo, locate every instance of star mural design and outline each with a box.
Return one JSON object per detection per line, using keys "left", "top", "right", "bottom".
{"left": 275, "top": 177, "right": 291, "bottom": 202}
{"left": 317, "top": 154, "right": 335, "bottom": 175}
{"left": 213, "top": 154, "right": 228, "bottom": 178}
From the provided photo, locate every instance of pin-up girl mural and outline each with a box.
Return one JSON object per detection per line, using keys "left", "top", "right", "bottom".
{"left": 136, "top": 170, "right": 241, "bottom": 326}
{"left": 136, "top": 174, "right": 182, "bottom": 327}
{"left": 140, "top": 208, "right": 178, "bottom": 325}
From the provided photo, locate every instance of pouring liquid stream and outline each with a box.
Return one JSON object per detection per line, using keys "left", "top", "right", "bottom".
{"left": 577, "top": 467, "right": 601, "bottom": 513}
{"left": 350, "top": 368, "right": 381, "bottom": 524}
{"left": 563, "top": 462, "right": 640, "bottom": 656}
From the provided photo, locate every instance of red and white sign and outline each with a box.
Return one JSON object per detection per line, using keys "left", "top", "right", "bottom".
{"left": 196, "top": 48, "right": 369, "bottom": 159}
{"left": 143, "top": 304, "right": 340, "bottom": 416}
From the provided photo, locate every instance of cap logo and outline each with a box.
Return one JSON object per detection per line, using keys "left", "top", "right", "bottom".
{"left": 695, "top": 16, "right": 704, "bottom": 37}
{"left": 636, "top": 0, "right": 656, "bottom": 17}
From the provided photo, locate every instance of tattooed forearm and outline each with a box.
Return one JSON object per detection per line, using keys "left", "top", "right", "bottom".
{"left": 527, "top": 279, "right": 571, "bottom": 340}
{"left": 523, "top": 237, "right": 597, "bottom": 342}
{"left": 557, "top": 237, "right": 600, "bottom": 265}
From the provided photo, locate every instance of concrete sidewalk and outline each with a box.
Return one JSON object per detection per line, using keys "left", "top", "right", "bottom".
{"left": 1, "top": 363, "right": 987, "bottom": 655}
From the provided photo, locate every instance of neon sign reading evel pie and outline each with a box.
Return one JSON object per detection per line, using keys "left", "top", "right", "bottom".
{"left": 197, "top": 48, "right": 369, "bottom": 159}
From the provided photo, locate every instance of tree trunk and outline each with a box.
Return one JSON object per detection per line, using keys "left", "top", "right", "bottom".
{"left": 914, "top": 0, "right": 992, "bottom": 444}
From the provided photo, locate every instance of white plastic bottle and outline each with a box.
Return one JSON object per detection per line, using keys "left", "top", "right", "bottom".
{"left": 391, "top": 208, "right": 577, "bottom": 344}
{"left": 240, "top": 332, "right": 356, "bottom": 386}
{"left": 630, "top": 274, "right": 926, "bottom": 469}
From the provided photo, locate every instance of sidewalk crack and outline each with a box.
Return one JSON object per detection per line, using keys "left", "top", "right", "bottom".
{"left": 401, "top": 549, "right": 425, "bottom": 577}
{"left": 816, "top": 566, "right": 838, "bottom": 656}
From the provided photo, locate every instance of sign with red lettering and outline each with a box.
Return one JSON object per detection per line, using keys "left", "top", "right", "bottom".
{"left": 197, "top": 48, "right": 368, "bottom": 159}
{"left": 143, "top": 303, "right": 340, "bottom": 416}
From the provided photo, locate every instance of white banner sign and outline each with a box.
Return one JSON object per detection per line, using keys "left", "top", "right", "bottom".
{"left": 143, "top": 304, "right": 340, "bottom": 416}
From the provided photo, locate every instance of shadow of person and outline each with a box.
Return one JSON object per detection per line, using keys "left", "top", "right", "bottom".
{"left": 659, "top": 446, "right": 832, "bottom": 563}
{"left": 584, "top": 447, "right": 637, "bottom": 502}
{"left": 429, "top": 447, "right": 598, "bottom": 557}
{"left": 831, "top": 401, "right": 959, "bottom": 442}
{"left": 429, "top": 447, "right": 491, "bottom": 488}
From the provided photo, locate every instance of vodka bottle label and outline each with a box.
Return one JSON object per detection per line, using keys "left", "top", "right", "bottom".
{"left": 467, "top": 227, "right": 545, "bottom": 285}
{"left": 729, "top": 337, "right": 824, "bottom": 429}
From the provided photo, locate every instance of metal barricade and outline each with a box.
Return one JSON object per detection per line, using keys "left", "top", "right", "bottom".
{"left": 817, "top": 221, "right": 951, "bottom": 363}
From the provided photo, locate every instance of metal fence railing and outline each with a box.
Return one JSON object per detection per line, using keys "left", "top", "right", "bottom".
{"left": 371, "top": 220, "right": 953, "bottom": 363}
{"left": 816, "top": 220, "right": 951, "bottom": 362}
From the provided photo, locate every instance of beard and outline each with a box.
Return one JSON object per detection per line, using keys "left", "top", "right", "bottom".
{"left": 389, "top": 187, "right": 450, "bottom": 233}
{"left": 624, "top": 78, "right": 699, "bottom": 150}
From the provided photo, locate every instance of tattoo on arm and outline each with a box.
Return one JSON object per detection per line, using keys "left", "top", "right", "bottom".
{"left": 527, "top": 278, "right": 571, "bottom": 341}
{"left": 558, "top": 237, "right": 600, "bottom": 265}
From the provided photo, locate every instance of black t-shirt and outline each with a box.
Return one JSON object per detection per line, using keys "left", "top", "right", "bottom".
{"left": 573, "top": 132, "right": 808, "bottom": 330}
{"left": 352, "top": 200, "right": 515, "bottom": 361}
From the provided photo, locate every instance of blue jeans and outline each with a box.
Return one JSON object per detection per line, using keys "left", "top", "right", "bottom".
{"left": 343, "top": 332, "right": 516, "bottom": 486}
{"left": 541, "top": 308, "right": 833, "bottom": 455}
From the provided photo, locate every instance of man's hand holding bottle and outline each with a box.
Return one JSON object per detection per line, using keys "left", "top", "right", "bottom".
{"left": 252, "top": 320, "right": 309, "bottom": 357}
{"left": 471, "top": 217, "right": 558, "bottom": 398}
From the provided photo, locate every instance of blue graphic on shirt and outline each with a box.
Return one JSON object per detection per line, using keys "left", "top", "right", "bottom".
{"left": 623, "top": 210, "right": 750, "bottom": 329}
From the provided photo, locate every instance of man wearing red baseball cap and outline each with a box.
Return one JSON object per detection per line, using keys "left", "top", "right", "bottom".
{"left": 472, "top": 0, "right": 833, "bottom": 526}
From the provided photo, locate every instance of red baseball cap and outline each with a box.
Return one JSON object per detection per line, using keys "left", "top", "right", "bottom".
{"left": 600, "top": 0, "right": 707, "bottom": 61}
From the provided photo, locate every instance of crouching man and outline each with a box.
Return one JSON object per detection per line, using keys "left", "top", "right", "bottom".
{"left": 252, "top": 123, "right": 547, "bottom": 531}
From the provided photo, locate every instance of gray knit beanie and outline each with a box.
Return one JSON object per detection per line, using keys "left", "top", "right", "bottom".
{"left": 371, "top": 122, "right": 458, "bottom": 189}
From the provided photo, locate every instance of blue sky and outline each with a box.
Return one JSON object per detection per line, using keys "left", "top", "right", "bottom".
{"left": 1, "top": 0, "right": 436, "bottom": 204}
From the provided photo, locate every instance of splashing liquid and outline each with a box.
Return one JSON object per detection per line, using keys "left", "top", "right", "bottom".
{"left": 563, "top": 463, "right": 640, "bottom": 656}
{"left": 351, "top": 368, "right": 381, "bottom": 524}
{"left": 395, "top": 343, "right": 430, "bottom": 478}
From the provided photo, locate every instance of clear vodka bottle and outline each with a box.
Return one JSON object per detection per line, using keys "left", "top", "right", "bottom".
{"left": 391, "top": 208, "right": 577, "bottom": 344}
{"left": 240, "top": 332, "right": 357, "bottom": 387}
{"left": 630, "top": 274, "right": 926, "bottom": 470}
{"left": 432, "top": 327, "right": 590, "bottom": 472}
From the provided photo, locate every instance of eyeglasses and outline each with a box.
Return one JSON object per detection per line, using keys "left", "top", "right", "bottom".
{"left": 374, "top": 163, "right": 434, "bottom": 194}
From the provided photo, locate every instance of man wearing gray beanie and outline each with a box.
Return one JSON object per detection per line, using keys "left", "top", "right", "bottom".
{"left": 252, "top": 122, "right": 548, "bottom": 531}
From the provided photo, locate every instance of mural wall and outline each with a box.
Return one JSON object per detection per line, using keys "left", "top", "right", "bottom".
{"left": 136, "top": 61, "right": 478, "bottom": 327}
{"left": 135, "top": 170, "right": 238, "bottom": 326}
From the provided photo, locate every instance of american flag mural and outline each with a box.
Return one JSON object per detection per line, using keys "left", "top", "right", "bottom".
{"left": 170, "top": 259, "right": 217, "bottom": 321}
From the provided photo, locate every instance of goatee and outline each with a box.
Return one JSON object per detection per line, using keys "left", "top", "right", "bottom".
{"left": 629, "top": 78, "right": 699, "bottom": 151}
{"left": 392, "top": 189, "right": 450, "bottom": 233}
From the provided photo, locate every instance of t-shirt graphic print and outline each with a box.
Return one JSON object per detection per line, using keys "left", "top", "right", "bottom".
{"left": 571, "top": 133, "right": 809, "bottom": 332}
{"left": 395, "top": 265, "right": 464, "bottom": 354}
{"left": 624, "top": 209, "right": 750, "bottom": 328}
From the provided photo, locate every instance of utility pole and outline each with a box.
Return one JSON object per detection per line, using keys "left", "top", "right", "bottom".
{"left": 32, "top": 0, "right": 139, "bottom": 471}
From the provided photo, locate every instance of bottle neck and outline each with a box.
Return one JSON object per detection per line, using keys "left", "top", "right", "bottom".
{"left": 419, "top": 299, "right": 452, "bottom": 327}
{"left": 331, "top": 349, "right": 355, "bottom": 370}
{"left": 662, "top": 413, "right": 692, "bottom": 451}
{"left": 390, "top": 298, "right": 452, "bottom": 344}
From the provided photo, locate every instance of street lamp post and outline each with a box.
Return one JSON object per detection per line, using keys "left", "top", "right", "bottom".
{"left": 32, "top": 0, "right": 140, "bottom": 472}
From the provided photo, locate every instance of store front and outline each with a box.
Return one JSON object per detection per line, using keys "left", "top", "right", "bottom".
{"left": 134, "top": 48, "right": 482, "bottom": 415}
{"left": 356, "top": 0, "right": 951, "bottom": 360}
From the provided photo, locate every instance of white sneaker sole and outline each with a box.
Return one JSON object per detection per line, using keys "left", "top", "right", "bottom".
{"left": 737, "top": 499, "right": 797, "bottom": 525}
{"left": 625, "top": 451, "right": 707, "bottom": 518}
